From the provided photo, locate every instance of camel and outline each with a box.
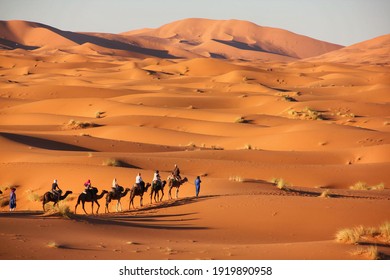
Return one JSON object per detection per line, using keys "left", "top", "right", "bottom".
{"left": 150, "top": 180, "right": 167, "bottom": 204}
{"left": 168, "top": 177, "right": 188, "bottom": 199}
{"left": 74, "top": 187, "right": 108, "bottom": 215}
{"left": 42, "top": 190, "right": 73, "bottom": 211}
{"left": 105, "top": 186, "right": 130, "bottom": 213}
{"left": 129, "top": 182, "right": 151, "bottom": 209}
{"left": 0, "top": 190, "right": 2, "bottom": 194}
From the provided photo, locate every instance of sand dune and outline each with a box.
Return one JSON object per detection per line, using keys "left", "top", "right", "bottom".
{"left": 123, "top": 18, "right": 343, "bottom": 60}
{"left": 1, "top": 19, "right": 342, "bottom": 60}
{"left": 0, "top": 19, "right": 389, "bottom": 260}
{"left": 308, "top": 34, "right": 390, "bottom": 64}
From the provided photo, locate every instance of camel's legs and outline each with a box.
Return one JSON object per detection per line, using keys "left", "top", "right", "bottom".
{"left": 95, "top": 201, "right": 100, "bottom": 214}
{"left": 160, "top": 190, "right": 164, "bottom": 202}
{"left": 82, "top": 201, "right": 88, "bottom": 215}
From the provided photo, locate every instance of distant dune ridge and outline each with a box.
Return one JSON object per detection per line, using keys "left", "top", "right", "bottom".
{"left": 0, "top": 18, "right": 389, "bottom": 260}
{"left": 308, "top": 34, "right": 390, "bottom": 64}
{"left": 0, "top": 18, "right": 343, "bottom": 61}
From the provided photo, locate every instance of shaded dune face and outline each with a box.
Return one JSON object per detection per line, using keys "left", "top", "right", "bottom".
{"left": 0, "top": 19, "right": 389, "bottom": 260}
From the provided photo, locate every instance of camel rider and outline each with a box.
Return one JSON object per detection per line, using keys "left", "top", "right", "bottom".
{"left": 112, "top": 178, "right": 119, "bottom": 195}
{"left": 153, "top": 170, "right": 161, "bottom": 187}
{"left": 84, "top": 179, "right": 92, "bottom": 194}
{"left": 173, "top": 164, "right": 181, "bottom": 181}
{"left": 135, "top": 173, "right": 144, "bottom": 189}
{"left": 51, "top": 179, "right": 61, "bottom": 201}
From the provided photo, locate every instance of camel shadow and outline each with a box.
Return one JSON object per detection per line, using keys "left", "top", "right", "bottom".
{"left": 73, "top": 195, "right": 217, "bottom": 231}
{"left": 142, "top": 195, "right": 218, "bottom": 212}
{"left": 73, "top": 212, "right": 208, "bottom": 231}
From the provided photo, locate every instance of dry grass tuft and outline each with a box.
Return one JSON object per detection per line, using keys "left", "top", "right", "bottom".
{"left": 95, "top": 111, "right": 104, "bottom": 118}
{"left": 379, "top": 221, "right": 390, "bottom": 242}
{"left": 288, "top": 107, "right": 323, "bottom": 120}
{"left": 349, "top": 182, "right": 385, "bottom": 190}
{"left": 270, "top": 178, "right": 288, "bottom": 190}
{"left": 235, "top": 117, "right": 249, "bottom": 124}
{"left": 65, "top": 119, "right": 97, "bottom": 129}
{"left": 103, "top": 158, "right": 124, "bottom": 167}
{"left": 319, "top": 189, "right": 330, "bottom": 198}
{"left": 229, "top": 176, "right": 245, "bottom": 183}
{"left": 47, "top": 241, "right": 62, "bottom": 249}
{"left": 336, "top": 221, "right": 390, "bottom": 247}
{"left": 351, "top": 246, "right": 379, "bottom": 260}
{"left": 26, "top": 189, "right": 40, "bottom": 202}
{"left": 45, "top": 202, "right": 72, "bottom": 218}
{"left": 335, "top": 227, "right": 362, "bottom": 244}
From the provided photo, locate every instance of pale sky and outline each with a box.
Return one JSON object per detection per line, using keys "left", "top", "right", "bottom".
{"left": 0, "top": 0, "right": 389, "bottom": 46}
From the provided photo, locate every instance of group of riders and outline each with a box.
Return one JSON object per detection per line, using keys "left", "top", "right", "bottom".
{"left": 50, "top": 164, "right": 182, "bottom": 201}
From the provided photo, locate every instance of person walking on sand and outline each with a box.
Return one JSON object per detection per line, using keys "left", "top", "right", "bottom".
{"left": 9, "top": 187, "right": 16, "bottom": 211}
{"left": 195, "top": 176, "right": 201, "bottom": 197}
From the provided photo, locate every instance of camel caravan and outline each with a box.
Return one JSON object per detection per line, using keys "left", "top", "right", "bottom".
{"left": 42, "top": 165, "right": 190, "bottom": 215}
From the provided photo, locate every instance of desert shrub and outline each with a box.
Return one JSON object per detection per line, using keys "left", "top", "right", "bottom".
{"left": 235, "top": 117, "right": 249, "bottom": 124}
{"left": 349, "top": 182, "right": 385, "bottom": 190}
{"left": 210, "top": 145, "right": 224, "bottom": 150}
{"left": 229, "top": 176, "right": 245, "bottom": 183}
{"left": 282, "top": 95, "right": 297, "bottom": 102}
{"left": 187, "top": 142, "right": 196, "bottom": 148}
{"left": 244, "top": 144, "right": 252, "bottom": 150}
{"left": 351, "top": 246, "right": 379, "bottom": 260}
{"left": 319, "top": 189, "right": 330, "bottom": 198}
{"left": 371, "top": 183, "right": 385, "bottom": 190}
{"left": 58, "top": 203, "right": 71, "bottom": 218}
{"left": 335, "top": 227, "right": 362, "bottom": 244}
{"left": 379, "top": 221, "right": 390, "bottom": 241}
{"left": 45, "top": 202, "right": 72, "bottom": 218}
{"left": 336, "top": 222, "right": 390, "bottom": 244}
{"left": 103, "top": 158, "right": 124, "bottom": 167}
{"left": 26, "top": 189, "right": 40, "bottom": 202}
{"left": 95, "top": 111, "right": 104, "bottom": 118}
{"left": 66, "top": 119, "right": 97, "bottom": 129}
{"left": 270, "top": 178, "right": 287, "bottom": 190}
{"left": 288, "top": 107, "right": 323, "bottom": 120}
{"left": 349, "top": 181, "right": 369, "bottom": 190}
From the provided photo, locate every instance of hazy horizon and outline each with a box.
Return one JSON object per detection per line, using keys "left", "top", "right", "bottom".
{"left": 0, "top": 0, "right": 389, "bottom": 46}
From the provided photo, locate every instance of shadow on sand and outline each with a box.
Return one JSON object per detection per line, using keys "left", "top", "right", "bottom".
{"left": 72, "top": 195, "right": 217, "bottom": 231}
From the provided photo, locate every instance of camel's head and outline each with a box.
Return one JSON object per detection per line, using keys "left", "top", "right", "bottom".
{"left": 183, "top": 177, "right": 188, "bottom": 183}
{"left": 145, "top": 182, "right": 151, "bottom": 191}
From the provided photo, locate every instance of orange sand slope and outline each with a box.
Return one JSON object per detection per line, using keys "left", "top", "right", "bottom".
{"left": 0, "top": 19, "right": 389, "bottom": 260}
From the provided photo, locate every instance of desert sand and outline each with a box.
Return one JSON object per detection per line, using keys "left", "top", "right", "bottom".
{"left": 0, "top": 19, "right": 389, "bottom": 260}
